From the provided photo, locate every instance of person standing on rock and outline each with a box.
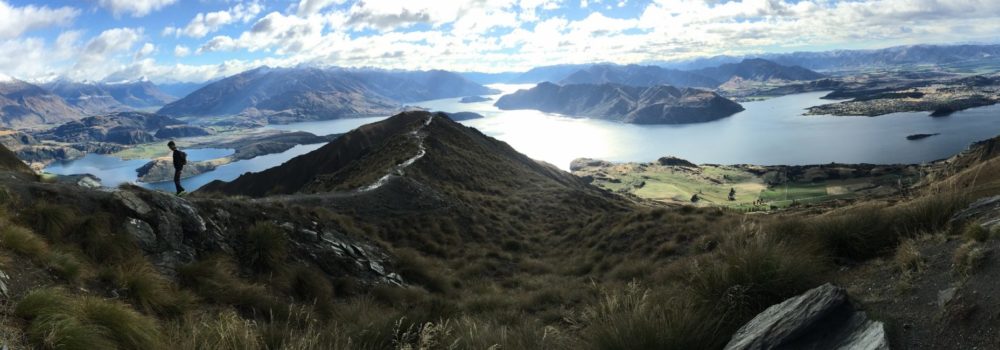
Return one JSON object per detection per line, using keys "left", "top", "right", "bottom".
{"left": 168, "top": 141, "right": 187, "bottom": 196}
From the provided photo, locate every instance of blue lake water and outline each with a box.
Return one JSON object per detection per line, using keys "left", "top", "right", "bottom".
{"left": 45, "top": 148, "right": 233, "bottom": 188}
{"left": 42, "top": 83, "right": 1000, "bottom": 191}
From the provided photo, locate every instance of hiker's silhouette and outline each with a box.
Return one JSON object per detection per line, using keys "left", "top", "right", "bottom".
{"left": 168, "top": 141, "right": 187, "bottom": 195}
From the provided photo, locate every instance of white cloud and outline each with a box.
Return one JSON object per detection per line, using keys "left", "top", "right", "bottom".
{"left": 135, "top": 42, "right": 156, "bottom": 60}
{"left": 98, "top": 0, "right": 177, "bottom": 18}
{"left": 7, "top": 0, "right": 1000, "bottom": 84}
{"left": 297, "top": 0, "right": 347, "bottom": 16}
{"left": 0, "top": 1, "right": 79, "bottom": 39}
{"left": 179, "top": 1, "right": 264, "bottom": 38}
{"left": 174, "top": 45, "right": 191, "bottom": 57}
{"left": 198, "top": 11, "right": 326, "bottom": 54}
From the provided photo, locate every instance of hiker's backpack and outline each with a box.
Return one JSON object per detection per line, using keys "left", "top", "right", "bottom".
{"left": 177, "top": 150, "right": 187, "bottom": 166}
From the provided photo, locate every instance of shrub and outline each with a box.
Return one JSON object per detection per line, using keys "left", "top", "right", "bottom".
{"left": 15, "top": 288, "right": 163, "bottom": 350}
{"left": 239, "top": 222, "right": 288, "bottom": 274}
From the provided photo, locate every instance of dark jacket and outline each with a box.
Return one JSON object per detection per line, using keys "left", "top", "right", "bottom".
{"left": 172, "top": 150, "right": 185, "bottom": 170}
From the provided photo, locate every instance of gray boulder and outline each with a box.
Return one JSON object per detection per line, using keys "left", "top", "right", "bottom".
{"left": 724, "top": 283, "right": 889, "bottom": 350}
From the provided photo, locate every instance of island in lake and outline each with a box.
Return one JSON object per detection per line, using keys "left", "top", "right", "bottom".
{"left": 494, "top": 82, "right": 744, "bottom": 124}
{"left": 459, "top": 96, "right": 492, "bottom": 103}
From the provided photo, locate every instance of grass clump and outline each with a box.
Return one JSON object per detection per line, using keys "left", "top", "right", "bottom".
{"left": 288, "top": 266, "right": 335, "bottom": 319}
{"left": 963, "top": 223, "right": 990, "bottom": 243}
{"left": 240, "top": 222, "right": 288, "bottom": 274}
{"left": 178, "top": 257, "right": 284, "bottom": 319}
{"left": 14, "top": 288, "right": 163, "bottom": 350}
{"left": 685, "top": 227, "right": 825, "bottom": 341}
{"left": 953, "top": 241, "right": 989, "bottom": 277}
{"left": 17, "top": 202, "right": 77, "bottom": 240}
{"left": 0, "top": 222, "right": 49, "bottom": 259}
{"left": 894, "top": 238, "right": 925, "bottom": 275}
{"left": 104, "top": 257, "right": 195, "bottom": 316}
{"left": 73, "top": 215, "right": 136, "bottom": 264}
{"left": 393, "top": 248, "right": 453, "bottom": 294}
{"left": 573, "top": 283, "right": 718, "bottom": 350}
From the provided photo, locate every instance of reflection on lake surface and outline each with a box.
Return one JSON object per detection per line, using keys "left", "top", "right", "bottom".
{"left": 43, "top": 83, "right": 1000, "bottom": 191}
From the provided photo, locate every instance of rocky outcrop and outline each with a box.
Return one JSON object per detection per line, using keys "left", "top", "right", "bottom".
{"left": 657, "top": 156, "right": 697, "bottom": 168}
{"left": 495, "top": 82, "right": 744, "bottom": 124}
{"left": 570, "top": 158, "right": 613, "bottom": 172}
{"left": 109, "top": 186, "right": 403, "bottom": 285}
{"left": 951, "top": 195, "right": 1000, "bottom": 231}
{"left": 724, "top": 283, "right": 889, "bottom": 350}
{"left": 154, "top": 125, "right": 213, "bottom": 139}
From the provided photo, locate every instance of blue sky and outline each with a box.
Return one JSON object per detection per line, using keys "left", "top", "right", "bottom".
{"left": 0, "top": 0, "right": 998, "bottom": 83}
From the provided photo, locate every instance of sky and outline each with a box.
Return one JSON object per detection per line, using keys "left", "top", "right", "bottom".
{"left": 0, "top": 0, "right": 998, "bottom": 84}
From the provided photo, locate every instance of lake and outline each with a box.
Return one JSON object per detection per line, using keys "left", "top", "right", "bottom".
{"left": 44, "top": 83, "right": 1000, "bottom": 190}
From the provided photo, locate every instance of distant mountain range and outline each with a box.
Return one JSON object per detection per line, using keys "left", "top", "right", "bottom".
{"left": 494, "top": 82, "right": 745, "bottom": 124}
{"left": 44, "top": 79, "right": 176, "bottom": 115}
{"left": 463, "top": 44, "right": 1000, "bottom": 84}
{"left": 157, "top": 67, "right": 499, "bottom": 121}
{"left": 466, "top": 59, "right": 823, "bottom": 87}
{"left": 0, "top": 77, "right": 81, "bottom": 129}
{"left": 659, "top": 44, "right": 1000, "bottom": 72}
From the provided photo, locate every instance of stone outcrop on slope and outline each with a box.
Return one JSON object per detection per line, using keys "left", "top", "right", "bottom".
{"left": 724, "top": 283, "right": 889, "bottom": 350}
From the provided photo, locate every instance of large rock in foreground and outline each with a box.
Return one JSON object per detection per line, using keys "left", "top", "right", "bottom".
{"left": 724, "top": 283, "right": 889, "bottom": 350}
{"left": 494, "top": 82, "right": 744, "bottom": 124}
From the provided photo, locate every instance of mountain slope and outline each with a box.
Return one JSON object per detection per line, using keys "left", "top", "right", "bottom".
{"left": 560, "top": 64, "right": 721, "bottom": 88}
{"left": 199, "top": 111, "right": 632, "bottom": 249}
{"left": 494, "top": 82, "right": 744, "bottom": 124}
{"left": 34, "top": 112, "right": 185, "bottom": 144}
{"left": 45, "top": 79, "right": 177, "bottom": 115}
{"left": 0, "top": 78, "right": 81, "bottom": 129}
{"left": 44, "top": 80, "right": 129, "bottom": 115}
{"left": 102, "top": 80, "right": 176, "bottom": 108}
{"left": 157, "top": 67, "right": 496, "bottom": 119}
{"left": 0, "top": 143, "right": 30, "bottom": 173}
{"left": 691, "top": 58, "right": 825, "bottom": 83}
